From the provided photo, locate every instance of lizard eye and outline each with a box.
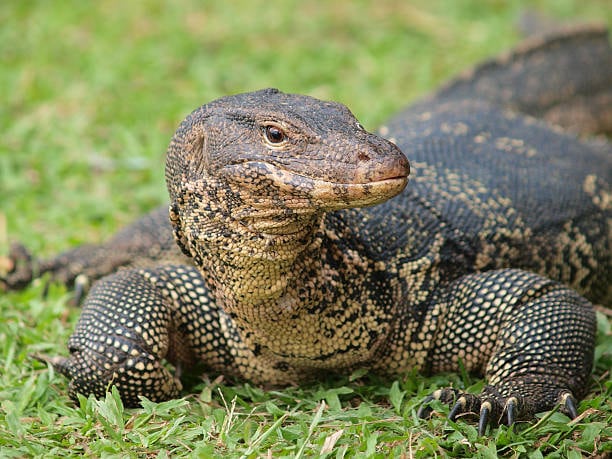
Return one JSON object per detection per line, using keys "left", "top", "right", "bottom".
{"left": 263, "top": 124, "right": 287, "bottom": 145}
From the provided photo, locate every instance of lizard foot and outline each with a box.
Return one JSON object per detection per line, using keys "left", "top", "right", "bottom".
{"left": 37, "top": 346, "right": 182, "bottom": 408}
{"left": 1, "top": 242, "right": 92, "bottom": 305}
{"left": 417, "top": 385, "right": 580, "bottom": 435}
{"left": 0, "top": 243, "right": 36, "bottom": 291}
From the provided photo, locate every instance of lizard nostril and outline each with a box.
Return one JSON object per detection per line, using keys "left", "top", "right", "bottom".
{"left": 357, "top": 151, "right": 370, "bottom": 162}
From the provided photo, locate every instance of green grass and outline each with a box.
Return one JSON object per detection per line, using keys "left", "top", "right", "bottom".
{"left": 1, "top": 0, "right": 611, "bottom": 457}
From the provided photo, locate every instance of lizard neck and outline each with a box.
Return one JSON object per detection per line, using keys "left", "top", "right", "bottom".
{"left": 199, "top": 214, "right": 325, "bottom": 305}
{"left": 178, "top": 175, "right": 327, "bottom": 305}
{"left": 197, "top": 213, "right": 348, "bottom": 365}
{"left": 176, "top": 178, "right": 392, "bottom": 367}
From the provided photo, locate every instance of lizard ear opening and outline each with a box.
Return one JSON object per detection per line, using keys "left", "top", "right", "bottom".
{"left": 194, "top": 131, "right": 208, "bottom": 177}
{"left": 193, "top": 124, "right": 232, "bottom": 176}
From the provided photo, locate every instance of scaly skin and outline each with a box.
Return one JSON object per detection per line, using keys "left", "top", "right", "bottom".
{"left": 3, "top": 26, "right": 610, "bottom": 434}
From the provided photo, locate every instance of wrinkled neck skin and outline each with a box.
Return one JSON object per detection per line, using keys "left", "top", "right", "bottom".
{"left": 178, "top": 175, "right": 389, "bottom": 369}
{"left": 202, "top": 209, "right": 325, "bottom": 307}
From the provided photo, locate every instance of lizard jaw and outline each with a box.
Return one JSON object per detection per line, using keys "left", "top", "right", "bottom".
{"left": 309, "top": 175, "right": 408, "bottom": 210}
{"left": 220, "top": 160, "right": 409, "bottom": 212}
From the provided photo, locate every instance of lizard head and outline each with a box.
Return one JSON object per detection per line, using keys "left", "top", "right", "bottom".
{"left": 165, "top": 88, "right": 409, "bottom": 259}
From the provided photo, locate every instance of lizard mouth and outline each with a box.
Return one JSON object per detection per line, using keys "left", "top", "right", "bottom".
{"left": 222, "top": 160, "right": 409, "bottom": 210}
{"left": 307, "top": 174, "right": 408, "bottom": 209}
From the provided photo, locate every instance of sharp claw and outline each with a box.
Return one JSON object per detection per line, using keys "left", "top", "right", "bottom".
{"left": 563, "top": 393, "right": 578, "bottom": 419}
{"left": 448, "top": 396, "right": 466, "bottom": 421}
{"left": 506, "top": 397, "right": 516, "bottom": 426}
{"left": 478, "top": 402, "right": 491, "bottom": 436}
{"left": 417, "top": 395, "right": 435, "bottom": 419}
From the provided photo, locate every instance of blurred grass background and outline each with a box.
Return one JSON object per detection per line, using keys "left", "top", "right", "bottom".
{"left": 0, "top": 0, "right": 611, "bottom": 457}
{"left": 2, "top": 0, "right": 610, "bottom": 255}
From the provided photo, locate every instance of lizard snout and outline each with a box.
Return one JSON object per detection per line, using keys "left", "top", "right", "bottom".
{"left": 353, "top": 138, "right": 410, "bottom": 184}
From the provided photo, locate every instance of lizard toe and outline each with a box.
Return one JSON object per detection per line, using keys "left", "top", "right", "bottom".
{"left": 448, "top": 394, "right": 481, "bottom": 421}
{"left": 478, "top": 401, "right": 492, "bottom": 436}
{"left": 561, "top": 392, "right": 579, "bottom": 419}
{"left": 416, "top": 394, "right": 436, "bottom": 419}
{"left": 71, "top": 274, "right": 91, "bottom": 306}
{"left": 418, "top": 388, "right": 461, "bottom": 419}
{"left": 505, "top": 396, "right": 518, "bottom": 426}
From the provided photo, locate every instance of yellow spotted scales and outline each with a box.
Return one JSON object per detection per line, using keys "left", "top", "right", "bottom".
{"left": 2, "top": 25, "right": 610, "bottom": 434}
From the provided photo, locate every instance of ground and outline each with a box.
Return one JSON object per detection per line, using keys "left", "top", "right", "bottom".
{"left": 0, "top": 1, "right": 611, "bottom": 457}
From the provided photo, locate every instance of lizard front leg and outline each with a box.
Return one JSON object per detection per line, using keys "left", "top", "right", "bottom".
{"left": 50, "top": 264, "right": 301, "bottom": 406}
{"left": 418, "top": 268, "right": 596, "bottom": 434}
{"left": 50, "top": 265, "right": 200, "bottom": 406}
